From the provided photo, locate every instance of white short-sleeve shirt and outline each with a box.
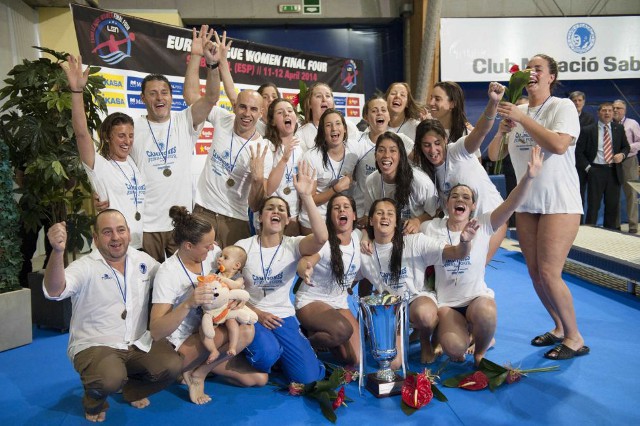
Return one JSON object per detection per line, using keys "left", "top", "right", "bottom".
{"left": 296, "top": 120, "right": 361, "bottom": 153}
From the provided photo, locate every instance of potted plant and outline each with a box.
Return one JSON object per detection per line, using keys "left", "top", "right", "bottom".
{"left": 0, "top": 46, "right": 106, "bottom": 330}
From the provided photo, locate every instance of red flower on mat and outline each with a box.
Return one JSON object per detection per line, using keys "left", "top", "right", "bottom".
{"left": 288, "top": 382, "right": 305, "bottom": 396}
{"left": 459, "top": 371, "right": 489, "bottom": 390}
{"left": 332, "top": 386, "right": 345, "bottom": 410}
{"left": 509, "top": 64, "right": 520, "bottom": 73}
{"left": 402, "top": 372, "right": 434, "bottom": 408}
{"left": 505, "top": 368, "right": 522, "bottom": 384}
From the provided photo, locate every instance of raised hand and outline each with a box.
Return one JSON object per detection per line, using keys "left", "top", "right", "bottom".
{"left": 488, "top": 81, "right": 505, "bottom": 102}
{"left": 191, "top": 24, "right": 213, "bottom": 57}
{"left": 213, "top": 30, "right": 232, "bottom": 65}
{"left": 282, "top": 136, "right": 300, "bottom": 162}
{"left": 527, "top": 145, "right": 544, "bottom": 179}
{"left": 293, "top": 160, "right": 316, "bottom": 196}
{"left": 47, "top": 222, "right": 67, "bottom": 253}
{"left": 460, "top": 218, "right": 480, "bottom": 243}
{"left": 249, "top": 143, "right": 269, "bottom": 181}
{"left": 62, "top": 54, "right": 89, "bottom": 92}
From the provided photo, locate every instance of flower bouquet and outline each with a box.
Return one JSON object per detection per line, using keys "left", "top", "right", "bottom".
{"left": 493, "top": 65, "right": 531, "bottom": 174}
{"left": 291, "top": 80, "right": 308, "bottom": 123}
{"left": 442, "top": 358, "right": 558, "bottom": 391}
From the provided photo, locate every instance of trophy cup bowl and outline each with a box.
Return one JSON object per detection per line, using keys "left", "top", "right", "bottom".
{"left": 360, "top": 293, "right": 406, "bottom": 397}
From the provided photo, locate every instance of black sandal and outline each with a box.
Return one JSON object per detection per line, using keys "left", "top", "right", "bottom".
{"left": 530, "top": 332, "right": 563, "bottom": 347}
{"left": 544, "top": 343, "right": 590, "bottom": 360}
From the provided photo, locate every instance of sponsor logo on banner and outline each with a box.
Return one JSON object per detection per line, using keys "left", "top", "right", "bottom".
{"left": 200, "top": 128, "right": 214, "bottom": 140}
{"left": 196, "top": 142, "right": 211, "bottom": 155}
{"left": 340, "top": 59, "right": 358, "bottom": 91}
{"left": 102, "top": 91, "right": 127, "bottom": 108}
{"left": 90, "top": 12, "right": 135, "bottom": 65}
{"left": 347, "top": 97, "right": 360, "bottom": 106}
{"left": 99, "top": 73, "right": 125, "bottom": 89}
{"left": 567, "top": 23, "right": 596, "bottom": 54}
{"left": 334, "top": 97, "right": 346, "bottom": 106}
{"left": 347, "top": 108, "right": 360, "bottom": 117}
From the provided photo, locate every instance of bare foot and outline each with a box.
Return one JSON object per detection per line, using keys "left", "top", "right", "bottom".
{"left": 467, "top": 337, "right": 496, "bottom": 355}
{"left": 420, "top": 343, "right": 443, "bottom": 364}
{"left": 206, "top": 348, "right": 220, "bottom": 364}
{"left": 183, "top": 370, "right": 212, "bottom": 405}
{"left": 130, "top": 398, "right": 150, "bottom": 409}
{"left": 85, "top": 411, "right": 106, "bottom": 422}
{"left": 227, "top": 348, "right": 237, "bottom": 356}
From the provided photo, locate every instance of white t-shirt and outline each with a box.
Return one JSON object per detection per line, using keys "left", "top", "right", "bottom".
{"left": 508, "top": 97, "right": 582, "bottom": 214}
{"left": 353, "top": 131, "right": 414, "bottom": 218}
{"left": 422, "top": 215, "right": 495, "bottom": 307}
{"left": 364, "top": 167, "right": 438, "bottom": 220}
{"left": 435, "top": 136, "right": 503, "bottom": 216}
{"left": 44, "top": 248, "right": 159, "bottom": 361}
{"left": 296, "top": 120, "right": 361, "bottom": 152}
{"left": 256, "top": 119, "right": 267, "bottom": 137}
{"left": 359, "top": 233, "right": 444, "bottom": 302}
{"left": 152, "top": 247, "right": 221, "bottom": 349}
{"left": 131, "top": 108, "right": 203, "bottom": 232}
{"left": 389, "top": 118, "right": 419, "bottom": 142}
{"left": 236, "top": 235, "right": 305, "bottom": 318}
{"left": 85, "top": 155, "right": 145, "bottom": 249}
{"left": 295, "top": 232, "right": 361, "bottom": 310}
{"left": 299, "top": 139, "right": 366, "bottom": 227}
{"left": 270, "top": 141, "right": 304, "bottom": 218}
{"left": 195, "top": 107, "right": 273, "bottom": 220}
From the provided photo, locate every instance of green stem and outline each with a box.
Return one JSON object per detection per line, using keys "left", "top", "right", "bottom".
{"left": 493, "top": 133, "right": 509, "bottom": 175}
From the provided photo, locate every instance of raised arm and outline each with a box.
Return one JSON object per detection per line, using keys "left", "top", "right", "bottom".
{"left": 216, "top": 31, "right": 238, "bottom": 107}
{"left": 266, "top": 137, "right": 299, "bottom": 195}
{"left": 43, "top": 222, "right": 68, "bottom": 297}
{"left": 248, "top": 143, "right": 270, "bottom": 212}
{"left": 490, "top": 145, "right": 543, "bottom": 230}
{"left": 442, "top": 218, "right": 479, "bottom": 261}
{"left": 297, "top": 161, "right": 329, "bottom": 255}
{"left": 190, "top": 27, "right": 222, "bottom": 127}
{"left": 463, "top": 81, "right": 504, "bottom": 154}
{"left": 62, "top": 55, "right": 95, "bottom": 168}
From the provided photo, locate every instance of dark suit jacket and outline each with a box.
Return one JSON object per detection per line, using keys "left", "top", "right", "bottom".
{"left": 576, "top": 121, "right": 630, "bottom": 184}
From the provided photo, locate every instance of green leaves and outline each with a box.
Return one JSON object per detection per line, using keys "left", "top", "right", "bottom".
{"left": 503, "top": 69, "right": 531, "bottom": 105}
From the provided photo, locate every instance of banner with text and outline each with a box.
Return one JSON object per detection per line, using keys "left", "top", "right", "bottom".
{"left": 440, "top": 16, "right": 640, "bottom": 82}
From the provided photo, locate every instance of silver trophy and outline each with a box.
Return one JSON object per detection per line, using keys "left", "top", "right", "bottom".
{"left": 359, "top": 293, "right": 408, "bottom": 397}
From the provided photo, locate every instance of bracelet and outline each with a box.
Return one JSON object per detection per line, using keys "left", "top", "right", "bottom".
{"left": 459, "top": 238, "right": 470, "bottom": 244}
{"left": 484, "top": 113, "right": 497, "bottom": 120}
{"left": 70, "top": 89, "right": 84, "bottom": 93}
{"left": 331, "top": 185, "right": 338, "bottom": 193}
{"left": 206, "top": 62, "right": 219, "bottom": 70}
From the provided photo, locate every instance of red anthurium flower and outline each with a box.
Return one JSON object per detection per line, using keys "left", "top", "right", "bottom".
{"left": 509, "top": 64, "right": 520, "bottom": 73}
{"left": 402, "top": 372, "right": 434, "bottom": 408}
{"left": 458, "top": 371, "right": 489, "bottom": 390}
{"left": 332, "top": 386, "right": 345, "bottom": 410}
{"left": 288, "top": 382, "right": 305, "bottom": 396}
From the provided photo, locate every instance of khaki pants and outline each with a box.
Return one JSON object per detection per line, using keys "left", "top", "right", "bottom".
{"left": 142, "top": 231, "right": 178, "bottom": 262}
{"left": 621, "top": 155, "right": 639, "bottom": 232}
{"left": 193, "top": 204, "right": 250, "bottom": 248}
{"left": 72, "top": 340, "right": 181, "bottom": 415}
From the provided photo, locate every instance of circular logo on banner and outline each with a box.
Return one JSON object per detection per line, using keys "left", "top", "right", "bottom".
{"left": 90, "top": 13, "right": 136, "bottom": 65}
{"left": 340, "top": 60, "right": 358, "bottom": 92}
{"left": 567, "top": 23, "right": 595, "bottom": 54}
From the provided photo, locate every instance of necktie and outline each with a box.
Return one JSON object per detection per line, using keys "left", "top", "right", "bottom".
{"left": 603, "top": 125, "right": 613, "bottom": 163}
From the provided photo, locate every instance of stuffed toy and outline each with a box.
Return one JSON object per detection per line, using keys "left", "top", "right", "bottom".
{"left": 197, "top": 275, "right": 258, "bottom": 359}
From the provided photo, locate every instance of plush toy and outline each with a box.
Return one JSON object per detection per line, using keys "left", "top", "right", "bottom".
{"left": 197, "top": 275, "right": 258, "bottom": 360}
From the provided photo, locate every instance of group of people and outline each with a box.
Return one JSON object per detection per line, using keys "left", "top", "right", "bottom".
{"left": 44, "top": 25, "right": 595, "bottom": 421}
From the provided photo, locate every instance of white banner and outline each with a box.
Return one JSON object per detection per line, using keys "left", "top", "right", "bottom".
{"left": 440, "top": 16, "right": 640, "bottom": 82}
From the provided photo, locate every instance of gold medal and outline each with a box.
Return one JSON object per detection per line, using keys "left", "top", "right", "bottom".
{"left": 135, "top": 212, "right": 141, "bottom": 221}
{"left": 283, "top": 187, "right": 291, "bottom": 195}
{"left": 163, "top": 168, "right": 172, "bottom": 177}
{"left": 121, "top": 309, "right": 127, "bottom": 320}
{"left": 227, "top": 178, "right": 235, "bottom": 187}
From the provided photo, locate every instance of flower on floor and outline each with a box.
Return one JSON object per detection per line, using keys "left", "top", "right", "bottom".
{"left": 274, "top": 365, "right": 353, "bottom": 423}
{"left": 493, "top": 64, "right": 532, "bottom": 174}
{"left": 400, "top": 369, "right": 448, "bottom": 416}
{"left": 443, "top": 358, "right": 559, "bottom": 391}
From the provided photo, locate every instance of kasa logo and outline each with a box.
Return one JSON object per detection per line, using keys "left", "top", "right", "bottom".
{"left": 90, "top": 12, "right": 136, "bottom": 65}
{"left": 567, "top": 23, "right": 595, "bottom": 54}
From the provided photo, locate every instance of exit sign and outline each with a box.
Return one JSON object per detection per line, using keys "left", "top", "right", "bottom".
{"left": 303, "top": 0, "right": 321, "bottom": 14}
{"left": 278, "top": 4, "right": 301, "bottom": 13}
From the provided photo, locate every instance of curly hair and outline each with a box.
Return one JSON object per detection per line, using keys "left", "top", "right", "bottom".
{"left": 315, "top": 108, "right": 348, "bottom": 169}
{"left": 326, "top": 193, "right": 357, "bottom": 288}
{"left": 375, "top": 132, "right": 413, "bottom": 212}
{"left": 366, "top": 198, "right": 404, "bottom": 287}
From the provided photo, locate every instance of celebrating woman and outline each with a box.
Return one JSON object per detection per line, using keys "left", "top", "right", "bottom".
{"left": 487, "top": 54, "right": 588, "bottom": 360}
{"left": 295, "top": 193, "right": 361, "bottom": 365}
{"left": 63, "top": 54, "right": 145, "bottom": 248}
{"left": 385, "top": 82, "right": 422, "bottom": 142}
{"left": 150, "top": 206, "right": 266, "bottom": 405}
{"left": 424, "top": 146, "right": 543, "bottom": 366}
{"left": 360, "top": 198, "right": 479, "bottom": 364}
{"left": 255, "top": 82, "right": 281, "bottom": 136}
{"left": 236, "top": 161, "right": 329, "bottom": 384}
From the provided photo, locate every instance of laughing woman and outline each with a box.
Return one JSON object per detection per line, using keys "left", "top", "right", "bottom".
{"left": 360, "top": 198, "right": 479, "bottom": 365}
{"left": 385, "top": 82, "right": 422, "bottom": 142}
{"left": 236, "top": 161, "right": 329, "bottom": 384}
{"left": 295, "top": 193, "right": 361, "bottom": 365}
{"left": 424, "top": 146, "right": 543, "bottom": 366}
{"left": 487, "top": 54, "right": 587, "bottom": 360}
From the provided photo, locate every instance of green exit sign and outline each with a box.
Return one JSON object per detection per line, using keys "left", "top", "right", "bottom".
{"left": 303, "top": 0, "right": 321, "bottom": 14}
{"left": 278, "top": 4, "right": 301, "bottom": 13}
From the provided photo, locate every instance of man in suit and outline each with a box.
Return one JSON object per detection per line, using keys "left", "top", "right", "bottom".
{"left": 576, "top": 102, "right": 630, "bottom": 230}
{"left": 612, "top": 99, "right": 640, "bottom": 234}
{"left": 569, "top": 91, "right": 596, "bottom": 218}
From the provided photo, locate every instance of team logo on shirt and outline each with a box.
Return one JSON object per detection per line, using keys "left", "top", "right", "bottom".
{"left": 101, "top": 273, "right": 112, "bottom": 280}
{"left": 139, "top": 263, "right": 147, "bottom": 274}
{"left": 567, "top": 23, "right": 595, "bottom": 54}
{"left": 90, "top": 12, "right": 135, "bottom": 65}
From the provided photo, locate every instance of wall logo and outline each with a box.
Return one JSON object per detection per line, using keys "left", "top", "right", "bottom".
{"left": 90, "top": 12, "right": 136, "bottom": 65}
{"left": 567, "top": 23, "right": 595, "bottom": 54}
{"left": 340, "top": 59, "right": 358, "bottom": 92}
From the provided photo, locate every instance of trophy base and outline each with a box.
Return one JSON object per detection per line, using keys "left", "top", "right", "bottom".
{"left": 365, "top": 373, "right": 404, "bottom": 398}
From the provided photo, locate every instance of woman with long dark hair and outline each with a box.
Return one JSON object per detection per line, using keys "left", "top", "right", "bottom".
{"left": 295, "top": 193, "right": 361, "bottom": 364}
{"left": 360, "top": 198, "right": 478, "bottom": 364}
{"left": 488, "top": 54, "right": 587, "bottom": 360}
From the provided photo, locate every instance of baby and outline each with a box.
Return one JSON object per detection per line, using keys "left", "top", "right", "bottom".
{"left": 216, "top": 245, "right": 246, "bottom": 290}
